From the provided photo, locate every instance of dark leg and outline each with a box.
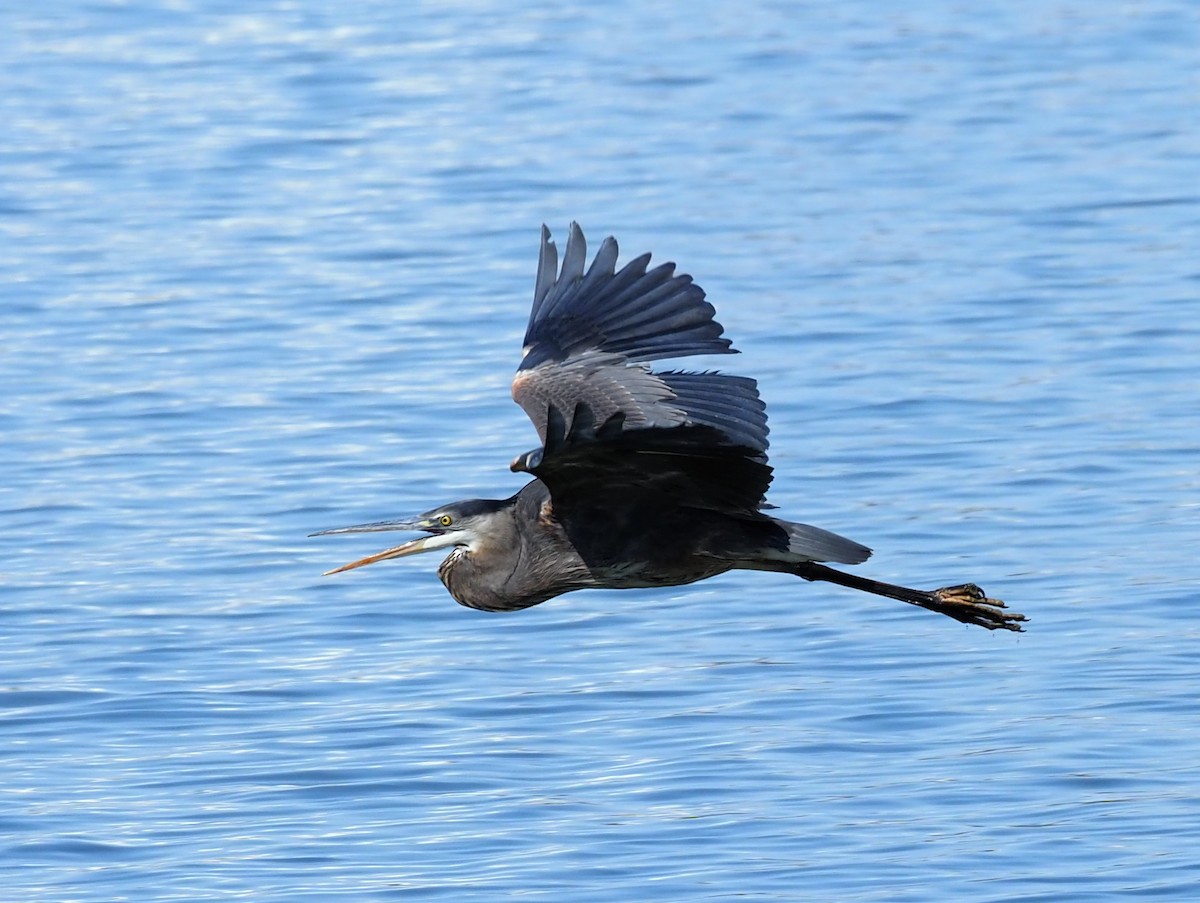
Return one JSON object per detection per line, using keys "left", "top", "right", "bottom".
{"left": 791, "top": 562, "right": 1026, "bottom": 632}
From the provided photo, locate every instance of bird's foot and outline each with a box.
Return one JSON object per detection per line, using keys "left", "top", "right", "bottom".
{"left": 926, "top": 583, "right": 1027, "bottom": 632}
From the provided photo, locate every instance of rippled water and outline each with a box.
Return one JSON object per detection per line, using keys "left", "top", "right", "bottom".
{"left": 3, "top": 2, "right": 1199, "bottom": 900}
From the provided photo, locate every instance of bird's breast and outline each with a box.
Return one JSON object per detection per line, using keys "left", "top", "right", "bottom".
{"left": 436, "top": 545, "right": 581, "bottom": 613}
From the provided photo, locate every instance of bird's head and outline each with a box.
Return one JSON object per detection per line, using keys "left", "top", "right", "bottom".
{"left": 312, "top": 498, "right": 508, "bottom": 575}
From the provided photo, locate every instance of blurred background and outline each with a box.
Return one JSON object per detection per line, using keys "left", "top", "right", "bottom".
{"left": 2, "top": 2, "right": 1198, "bottom": 900}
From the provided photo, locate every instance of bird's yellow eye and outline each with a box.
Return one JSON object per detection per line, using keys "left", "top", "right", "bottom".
{"left": 439, "top": 514, "right": 453, "bottom": 527}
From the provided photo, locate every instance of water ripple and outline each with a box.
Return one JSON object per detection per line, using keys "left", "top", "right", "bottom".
{"left": 4, "top": 1, "right": 1200, "bottom": 900}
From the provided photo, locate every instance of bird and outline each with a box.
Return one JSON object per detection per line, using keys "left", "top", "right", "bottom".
{"left": 314, "top": 224, "right": 1026, "bottom": 631}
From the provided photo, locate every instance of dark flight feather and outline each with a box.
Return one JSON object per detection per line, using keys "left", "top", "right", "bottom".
{"left": 521, "top": 223, "right": 736, "bottom": 368}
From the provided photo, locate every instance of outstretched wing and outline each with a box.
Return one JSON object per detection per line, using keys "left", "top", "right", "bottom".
{"left": 510, "top": 223, "right": 773, "bottom": 513}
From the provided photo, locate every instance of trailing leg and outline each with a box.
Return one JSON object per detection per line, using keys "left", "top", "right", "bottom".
{"left": 791, "top": 561, "right": 1026, "bottom": 632}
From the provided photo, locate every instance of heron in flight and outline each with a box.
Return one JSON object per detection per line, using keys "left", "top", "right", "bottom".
{"left": 315, "top": 224, "right": 1025, "bottom": 631}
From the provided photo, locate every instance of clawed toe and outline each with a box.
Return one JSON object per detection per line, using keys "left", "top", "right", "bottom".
{"left": 930, "top": 583, "right": 1027, "bottom": 632}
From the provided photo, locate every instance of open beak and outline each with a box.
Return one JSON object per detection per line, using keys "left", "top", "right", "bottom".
{"left": 310, "top": 519, "right": 459, "bottom": 575}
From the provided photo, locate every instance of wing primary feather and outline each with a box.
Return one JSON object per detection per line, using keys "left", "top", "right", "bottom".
{"left": 597, "top": 262, "right": 682, "bottom": 316}
{"left": 561, "top": 222, "right": 588, "bottom": 283}
{"left": 532, "top": 224, "right": 558, "bottom": 314}
{"left": 534, "top": 222, "right": 589, "bottom": 323}
{"left": 575, "top": 235, "right": 621, "bottom": 300}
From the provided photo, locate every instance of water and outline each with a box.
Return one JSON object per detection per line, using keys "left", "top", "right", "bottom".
{"left": 3, "top": 2, "right": 1198, "bottom": 900}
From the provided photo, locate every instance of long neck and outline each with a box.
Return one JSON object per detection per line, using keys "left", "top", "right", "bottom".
{"left": 438, "top": 483, "right": 593, "bottom": 611}
{"left": 437, "top": 545, "right": 520, "bottom": 612}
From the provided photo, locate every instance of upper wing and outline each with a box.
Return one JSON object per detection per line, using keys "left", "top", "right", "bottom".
{"left": 510, "top": 223, "right": 773, "bottom": 513}
{"left": 521, "top": 222, "right": 735, "bottom": 368}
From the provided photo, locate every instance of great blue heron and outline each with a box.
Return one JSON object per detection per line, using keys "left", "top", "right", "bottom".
{"left": 315, "top": 224, "right": 1025, "bottom": 631}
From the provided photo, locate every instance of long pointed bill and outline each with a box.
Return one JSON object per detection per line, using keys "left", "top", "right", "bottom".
{"left": 322, "top": 535, "right": 447, "bottom": 575}
{"left": 310, "top": 519, "right": 460, "bottom": 576}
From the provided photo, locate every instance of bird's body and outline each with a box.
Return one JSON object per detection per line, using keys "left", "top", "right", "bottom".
{"left": 316, "top": 225, "right": 1025, "bottom": 631}
{"left": 436, "top": 480, "right": 863, "bottom": 611}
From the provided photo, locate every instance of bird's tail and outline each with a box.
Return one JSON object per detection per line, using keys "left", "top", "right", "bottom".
{"left": 775, "top": 519, "right": 872, "bottom": 565}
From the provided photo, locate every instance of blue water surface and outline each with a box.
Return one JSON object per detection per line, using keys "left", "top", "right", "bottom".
{"left": 3, "top": 2, "right": 1199, "bottom": 901}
